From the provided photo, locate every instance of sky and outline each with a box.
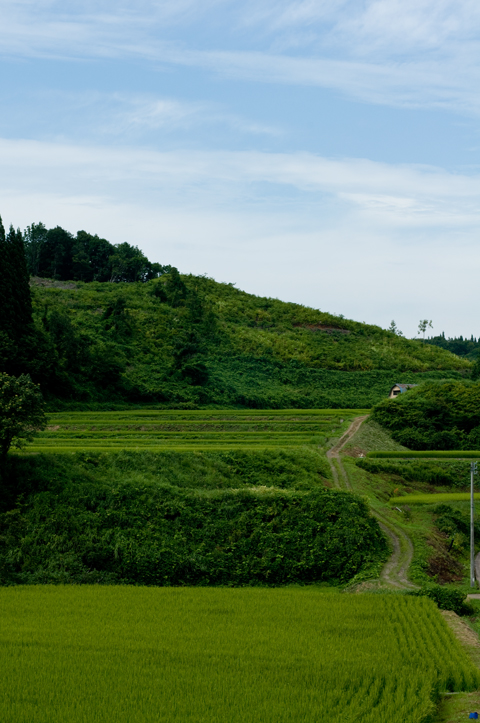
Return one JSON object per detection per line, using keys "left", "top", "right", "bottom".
{"left": 1, "top": 1, "right": 480, "bottom": 338}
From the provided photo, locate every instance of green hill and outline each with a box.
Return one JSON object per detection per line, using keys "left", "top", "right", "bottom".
{"left": 27, "top": 273, "right": 469, "bottom": 408}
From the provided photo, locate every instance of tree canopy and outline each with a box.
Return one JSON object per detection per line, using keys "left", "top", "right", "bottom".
{"left": 0, "top": 218, "right": 34, "bottom": 375}
{"left": 0, "top": 373, "right": 47, "bottom": 458}
{"left": 23, "top": 223, "right": 167, "bottom": 282}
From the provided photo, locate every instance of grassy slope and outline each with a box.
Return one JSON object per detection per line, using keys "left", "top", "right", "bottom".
{"left": 31, "top": 275, "right": 470, "bottom": 408}
{"left": 0, "top": 445, "right": 389, "bottom": 586}
{"left": 343, "top": 421, "right": 478, "bottom": 588}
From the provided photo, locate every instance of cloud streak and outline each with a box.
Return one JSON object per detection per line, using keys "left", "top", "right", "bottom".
{"left": 1, "top": 0, "right": 480, "bottom": 116}
{"left": 1, "top": 137, "right": 480, "bottom": 226}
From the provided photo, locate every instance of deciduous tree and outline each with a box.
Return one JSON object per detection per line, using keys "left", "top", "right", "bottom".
{"left": 0, "top": 373, "right": 47, "bottom": 461}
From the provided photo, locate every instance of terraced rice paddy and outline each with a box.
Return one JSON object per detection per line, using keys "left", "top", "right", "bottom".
{"left": 22, "top": 409, "right": 366, "bottom": 453}
{"left": 1, "top": 586, "right": 477, "bottom": 723}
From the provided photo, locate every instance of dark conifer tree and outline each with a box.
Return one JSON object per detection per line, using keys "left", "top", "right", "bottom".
{"left": 0, "top": 219, "right": 34, "bottom": 373}
{"left": 0, "top": 217, "right": 13, "bottom": 370}
{"left": 9, "top": 226, "right": 33, "bottom": 338}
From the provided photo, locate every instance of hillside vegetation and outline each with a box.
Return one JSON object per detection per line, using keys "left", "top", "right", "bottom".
{"left": 0, "top": 450, "right": 386, "bottom": 586}
{"left": 26, "top": 274, "right": 469, "bottom": 408}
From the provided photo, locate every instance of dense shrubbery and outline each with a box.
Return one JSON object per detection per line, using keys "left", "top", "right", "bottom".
{"left": 372, "top": 381, "right": 480, "bottom": 450}
{"left": 206, "top": 359, "right": 465, "bottom": 409}
{"left": 0, "top": 453, "right": 386, "bottom": 586}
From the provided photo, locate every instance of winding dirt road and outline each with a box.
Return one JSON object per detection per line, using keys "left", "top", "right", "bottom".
{"left": 326, "top": 416, "right": 416, "bottom": 589}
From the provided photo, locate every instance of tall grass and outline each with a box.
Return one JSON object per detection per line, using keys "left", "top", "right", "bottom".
{"left": 0, "top": 587, "right": 477, "bottom": 723}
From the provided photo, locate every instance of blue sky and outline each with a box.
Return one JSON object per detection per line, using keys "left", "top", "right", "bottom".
{"left": 2, "top": 0, "right": 480, "bottom": 337}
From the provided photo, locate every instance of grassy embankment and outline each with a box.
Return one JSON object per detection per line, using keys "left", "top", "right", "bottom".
{"left": 0, "top": 586, "right": 478, "bottom": 723}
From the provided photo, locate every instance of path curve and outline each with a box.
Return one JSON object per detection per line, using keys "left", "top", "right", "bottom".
{"left": 326, "top": 415, "right": 416, "bottom": 589}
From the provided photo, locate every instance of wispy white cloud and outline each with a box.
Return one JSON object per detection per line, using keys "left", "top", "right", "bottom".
{"left": 108, "top": 94, "right": 281, "bottom": 136}
{"left": 0, "top": 89, "right": 281, "bottom": 141}
{"left": 2, "top": 0, "right": 480, "bottom": 116}
{"left": 1, "top": 136, "right": 480, "bottom": 227}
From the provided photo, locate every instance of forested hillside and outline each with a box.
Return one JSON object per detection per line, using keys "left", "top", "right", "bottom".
{"left": 0, "top": 216, "right": 471, "bottom": 408}
{"left": 426, "top": 333, "right": 480, "bottom": 360}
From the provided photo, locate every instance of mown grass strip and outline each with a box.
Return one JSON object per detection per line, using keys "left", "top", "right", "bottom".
{"left": 16, "top": 445, "right": 319, "bottom": 454}
{"left": 390, "top": 493, "right": 480, "bottom": 505}
{"left": 47, "top": 408, "right": 368, "bottom": 417}
{"left": 368, "top": 451, "right": 480, "bottom": 459}
{"left": 38, "top": 431, "right": 327, "bottom": 437}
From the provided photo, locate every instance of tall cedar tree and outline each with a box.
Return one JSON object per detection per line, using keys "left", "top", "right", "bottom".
{"left": 0, "top": 218, "right": 34, "bottom": 372}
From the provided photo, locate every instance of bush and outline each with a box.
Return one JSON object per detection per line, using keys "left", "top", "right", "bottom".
{"left": 372, "top": 381, "right": 480, "bottom": 450}
{"left": 407, "top": 585, "right": 474, "bottom": 616}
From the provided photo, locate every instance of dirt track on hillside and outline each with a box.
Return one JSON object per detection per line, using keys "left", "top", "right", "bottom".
{"left": 327, "top": 416, "right": 416, "bottom": 589}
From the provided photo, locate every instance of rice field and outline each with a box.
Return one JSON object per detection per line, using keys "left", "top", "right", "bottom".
{"left": 0, "top": 586, "right": 477, "bottom": 723}
{"left": 20, "top": 409, "right": 366, "bottom": 453}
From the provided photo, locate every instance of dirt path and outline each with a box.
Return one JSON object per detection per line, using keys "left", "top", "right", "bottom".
{"left": 326, "top": 415, "right": 416, "bottom": 589}
{"left": 326, "top": 415, "right": 368, "bottom": 490}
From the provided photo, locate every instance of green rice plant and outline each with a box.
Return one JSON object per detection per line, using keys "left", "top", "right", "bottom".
{"left": 0, "top": 587, "right": 477, "bottom": 723}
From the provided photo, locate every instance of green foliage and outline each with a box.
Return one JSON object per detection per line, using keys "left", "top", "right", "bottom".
{"left": 432, "top": 504, "right": 471, "bottom": 537}
{"left": 0, "top": 374, "right": 46, "bottom": 458}
{"left": 0, "top": 218, "right": 34, "bottom": 375}
{"left": 0, "top": 454, "right": 385, "bottom": 585}
{"left": 426, "top": 332, "right": 480, "bottom": 360}
{"left": 407, "top": 584, "right": 474, "bottom": 616}
{"left": 2, "top": 215, "right": 471, "bottom": 406}
{"left": 472, "top": 355, "right": 480, "bottom": 381}
{"left": 24, "top": 223, "right": 167, "bottom": 283}
{"left": 8, "top": 447, "right": 331, "bottom": 491}
{"left": 21, "top": 273, "right": 469, "bottom": 405}
{"left": 0, "top": 588, "right": 478, "bottom": 723}
{"left": 372, "top": 381, "right": 480, "bottom": 450}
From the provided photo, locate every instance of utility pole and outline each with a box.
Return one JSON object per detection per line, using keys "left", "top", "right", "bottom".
{"left": 471, "top": 462, "right": 478, "bottom": 588}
